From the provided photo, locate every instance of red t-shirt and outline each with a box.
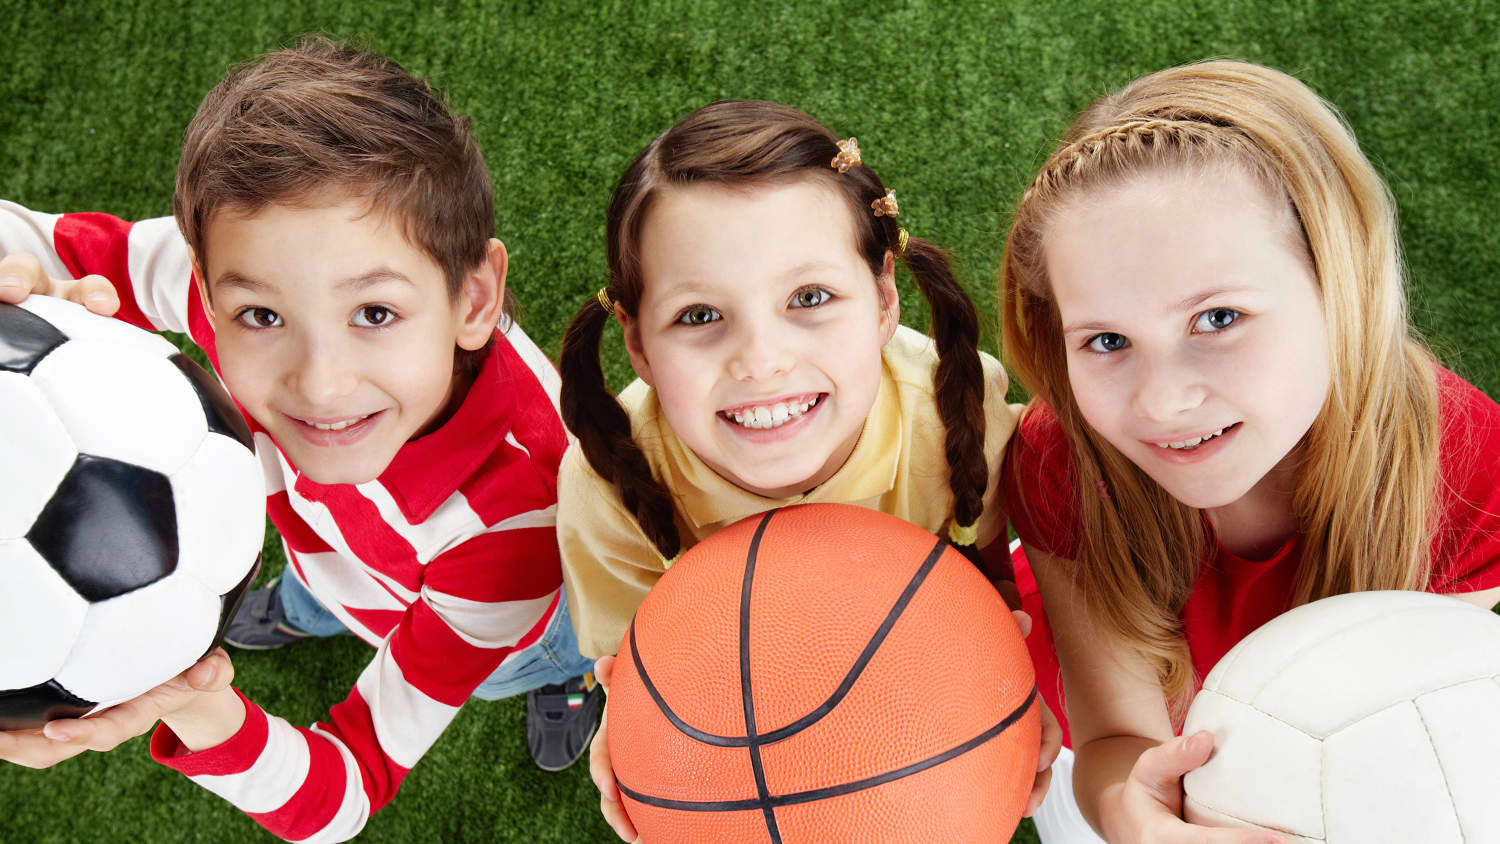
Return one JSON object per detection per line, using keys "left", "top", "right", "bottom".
{"left": 1003, "top": 367, "right": 1500, "bottom": 747}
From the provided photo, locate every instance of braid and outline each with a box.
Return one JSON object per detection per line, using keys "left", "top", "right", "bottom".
{"left": 891, "top": 228, "right": 989, "bottom": 535}
{"left": 1025, "top": 118, "right": 1233, "bottom": 202}
{"left": 559, "top": 296, "right": 681, "bottom": 560}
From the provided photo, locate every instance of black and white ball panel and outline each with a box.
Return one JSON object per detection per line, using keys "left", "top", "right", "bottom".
{"left": 14, "top": 294, "right": 179, "bottom": 360}
{"left": 0, "top": 540, "right": 88, "bottom": 689}
{"left": 0, "top": 372, "right": 77, "bottom": 538}
{"left": 30, "top": 340, "right": 208, "bottom": 476}
{"left": 169, "top": 354, "right": 254, "bottom": 448}
{"left": 172, "top": 433, "right": 266, "bottom": 595}
{"left": 0, "top": 302, "right": 67, "bottom": 374}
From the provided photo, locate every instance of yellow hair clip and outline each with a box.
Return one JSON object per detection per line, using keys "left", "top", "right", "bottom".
{"left": 831, "top": 137, "right": 862, "bottom": 173}
{"left": 947, "top": 520, "right": 978, "bottom": 546}
{"left": 895, "top": 227, "right": 910, "bottom": 257}
{"left": 871, "top": 190, "right": 898, "bottom": 218}
{"left": 596, "top": 287, "right": 614, "bottom": 313}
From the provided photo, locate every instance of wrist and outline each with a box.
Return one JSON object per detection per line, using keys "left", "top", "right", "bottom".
{"left": 160, "top": 687, "right": 245, "bottom": 753}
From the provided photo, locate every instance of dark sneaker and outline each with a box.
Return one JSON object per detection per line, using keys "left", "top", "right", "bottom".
{"left": 223, "top": 578, "right": 313, "bottom": 650}
{"left": 526, "top": 673, "right": 601, "bottom": 771}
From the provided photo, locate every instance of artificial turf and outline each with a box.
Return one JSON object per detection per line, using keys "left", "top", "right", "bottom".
{"left": 1, "top": 0, "right": 1495, "bottom": 841}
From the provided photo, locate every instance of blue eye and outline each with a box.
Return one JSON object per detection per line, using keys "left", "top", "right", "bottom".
{"left": 351, "top": 305, "right": 395, "bottom": 328}
{"left": 790, "top": 287, "right": 831, "bottom": 308}
{"left": 235, "top": 307, "right": 283, "bottom": 329}
{"left": 1085, "top": 332, "right": 1129, "bottom": 353}
{"left": 1193, "top": 308, "right": 1239, "bottom": 332}
{"left": 676, "top": 305, "right": 721, "bottom": 326}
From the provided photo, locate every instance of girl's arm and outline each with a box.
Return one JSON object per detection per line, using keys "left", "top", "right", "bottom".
{"left": 1028, "top": 542, "right": 1283, "bottom": 843}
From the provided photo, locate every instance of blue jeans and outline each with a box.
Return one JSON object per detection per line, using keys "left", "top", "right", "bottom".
{"left": 278, "top": 571, "right": 595, "bottom": 701}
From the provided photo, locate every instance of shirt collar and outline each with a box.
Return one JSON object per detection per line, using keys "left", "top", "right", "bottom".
{"left": 662, "top": 359, "right": 902, "bottom": 529}
{"left": 290, "top": 338, "right": 515, "bottom": 523}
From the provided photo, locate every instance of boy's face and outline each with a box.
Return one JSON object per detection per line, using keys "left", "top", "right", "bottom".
{"left": 198, "top": 196, "right": 500, "bottom": 485}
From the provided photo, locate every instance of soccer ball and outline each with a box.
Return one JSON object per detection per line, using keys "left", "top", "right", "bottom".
{"left": 0, "top": 297, "right": 263, "bottom": 730}
{"left": 1183, "top": 590, "right": 1500, "bottom": 842}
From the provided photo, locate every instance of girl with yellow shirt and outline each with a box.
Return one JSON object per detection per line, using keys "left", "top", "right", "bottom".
{"left": 554, "top": 99, "right": 1058, "bottom": 840}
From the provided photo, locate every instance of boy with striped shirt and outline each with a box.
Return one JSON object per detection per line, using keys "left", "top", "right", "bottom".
{"left": 0, "top": 38, "right": 598, "bottom": 842}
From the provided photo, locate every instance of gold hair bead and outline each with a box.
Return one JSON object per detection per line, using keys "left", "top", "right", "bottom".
{"left": 947, "top": 520, "right": 978, "bottom": 546}
{"left": 661, "top": 551, "right": 681, "bottom": 569}
{"left": 831, "top": 137, "right": 862, "bottom": 173}
{"left": 896, "top": 227, "right": 910, "bottom": 257}
{"left": 871, "top": 190, "right": 898, "bottom": 218}
{"left": 596, "top": 287, "right": 614, "bottom": 313}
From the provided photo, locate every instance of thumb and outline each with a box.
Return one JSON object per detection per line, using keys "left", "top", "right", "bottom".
{"left": 183, "top": 649, "right": 234, "bottom": 692}
{"left": 595, "top": 655, "right": 616, "bottom": 693}
{"left": 1132, "top": 731, "right": 1214, "bottom": 799}
{"left": 1011, "top": 609, "right": 1033, "bottom": 639}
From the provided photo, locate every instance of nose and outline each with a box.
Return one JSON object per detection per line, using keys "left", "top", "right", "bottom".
{"left": 726, "top": 318, "right": 794, "bottom": 382}
{"left": 1131, "top": 350, "right": 1207, "bottom": 423}
{"left": 288, "top": 330, "right": 359, "bottom": 407}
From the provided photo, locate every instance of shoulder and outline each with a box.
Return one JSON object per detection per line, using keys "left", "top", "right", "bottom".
{"left": 1001, "top": 400, "right": 1082, "bottom": 558}
{"left": 1430, "top": 366, "right": 1500, "bottom": 590}
{"left": 881, "top": 324, "right": 1012, "bottom": 416}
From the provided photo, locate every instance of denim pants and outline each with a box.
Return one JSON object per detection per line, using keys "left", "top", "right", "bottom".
{"left": 278, "top": 570, "right": 595, "bottom": 700}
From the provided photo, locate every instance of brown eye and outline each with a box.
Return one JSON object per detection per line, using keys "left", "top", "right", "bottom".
{"left": 352, "top": 306, "right": 393, "bottom": 327}
{"left": 235, "top": 307, "right": 283, "bottom": 329}
{"left": 675, "top": 305, "right": 720, "bottom": 326}
{"left": 790, "top": 287, "right": 830, "bottom": 309}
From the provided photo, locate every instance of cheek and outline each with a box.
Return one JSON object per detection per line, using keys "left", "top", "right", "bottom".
{"left": 1065, "top": 358, "right": 1125, "bottom": 439}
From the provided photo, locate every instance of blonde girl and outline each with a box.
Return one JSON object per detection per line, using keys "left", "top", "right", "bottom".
{"left": 999, "top": 61, "right": 1500, "bottom": 842}
{"left": 557, "top": 99, "right": 1057, "bottom": 839}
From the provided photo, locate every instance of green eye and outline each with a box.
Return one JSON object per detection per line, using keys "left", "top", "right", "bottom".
{"left": 791, "top": 287, "right": 830, "bottom": 308}
{"left": 676, "top": 305, "right": 721, "bottom": 326}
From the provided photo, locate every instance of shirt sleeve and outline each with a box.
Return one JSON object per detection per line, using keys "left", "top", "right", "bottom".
{"left": 151, "top": 521, "right": 562, "bottom": 842}
{"left": 556, "top": 444, "right": 672, "bottom": 660}
{"left": 1429, "top": 368, "right": 1500, "bottom": 594}
{"left": 1000, "top": 400, "right": 1083, "bottom": 560}
{"left": 0, "top": 200, "right": 202, "bottom": 339}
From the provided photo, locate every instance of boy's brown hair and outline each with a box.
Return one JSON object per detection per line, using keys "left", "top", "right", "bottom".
{"left": 174, "top": 35, "right": 510, "bottom": 375}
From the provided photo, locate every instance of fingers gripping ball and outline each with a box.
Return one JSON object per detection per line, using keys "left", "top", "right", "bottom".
{"left": 608, "top": 504, "right": 1040, "bottom": 843}
{"left": 0, "top": 298, "right": 263, "bottom": 729}
{"left": 1183, "top": 590, "right": 1500, "bottom": 842}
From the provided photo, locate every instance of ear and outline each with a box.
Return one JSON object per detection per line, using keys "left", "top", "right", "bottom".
{"left": 877, "top": 250, "right": 900, "bottom": 345}
{"left": 188, "top": 249, "right": 216, "bottom": 331}
{"left": 616, "top": 304, "right": 654, "bottom": 386}
{"left": 455, "top": 238, "right": 509, "bottom": 351}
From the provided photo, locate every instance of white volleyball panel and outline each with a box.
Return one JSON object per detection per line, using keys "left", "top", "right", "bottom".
{"left": 1184, "top": 799, "right": 1321, "bottom": 844}
{"left": 1182, "top": 690, "right": 1325, "bottom": 840}
{"left": 55, "top": 575, "right": 219, "bottom": 704}
{"left": 1415, "top": 679, "right": 1500, "bottom": 842}
{"left": 18, "top": 295, "right": 177, "bottom": 359}
{"left": 30, "top": 340, "right": 206, "bottom": 475}
{"left": 0, "top": 373, "right": 77, "bottom": 539}
{"left": 1323, "top": 701, "right": 1463, "bottom": 843}
{"left": 0, "top": 540, "right": 87, "bottom": 689}
{"left": 1252, "top": 602, "right": 1500, "bottom": 738}
{"left": 1203, "top": 591, "right": 1421, "bottom": 696}
{"left": 171, "top": 432, "right": 265, "bottom": 594}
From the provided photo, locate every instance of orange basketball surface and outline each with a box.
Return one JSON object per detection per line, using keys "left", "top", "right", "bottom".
{"left": 608, "top": 504, "right": 1040, "bottom": 843}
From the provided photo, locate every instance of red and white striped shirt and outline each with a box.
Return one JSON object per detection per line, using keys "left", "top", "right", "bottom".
{"left": 1, "top": 201, "right": 568, "bottom": 842}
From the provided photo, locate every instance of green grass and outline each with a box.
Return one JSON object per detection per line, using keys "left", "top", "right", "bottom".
{"left": 2, "top": 1, "right": 1496, "bottom": 841}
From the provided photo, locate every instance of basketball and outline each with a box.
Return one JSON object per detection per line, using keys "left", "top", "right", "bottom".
{"left": 607, "top": 503, "right": 1039, "bottom": 843}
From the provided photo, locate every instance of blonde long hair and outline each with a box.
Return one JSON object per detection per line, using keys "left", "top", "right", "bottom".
{"left": 1001, "top": 61, "right": 1441, "bottom": 708}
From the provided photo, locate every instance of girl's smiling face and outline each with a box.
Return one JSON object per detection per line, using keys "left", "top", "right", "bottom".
{"left": 620, "top": 179, "right": 898, "bottom": 499}
{"left": 1043, "top": 167, "right": 1331, "bottom": 512}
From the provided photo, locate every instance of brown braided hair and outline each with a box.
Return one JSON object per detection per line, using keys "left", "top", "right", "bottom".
{"left": 561, "top": 99, "right": 988, "bottom": 560}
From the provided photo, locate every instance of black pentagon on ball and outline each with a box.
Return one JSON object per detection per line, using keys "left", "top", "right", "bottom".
{"left": 0, "top": 680, "right": 95, "bottom": 731}
{"left": 27, "top": 454, "right": 178, "bottom": 602}
{"left": 0, "top": 301, "right": 69, "bottom": 374}
{"left": 168, "top": 353, "right": 254, "bottom": 449}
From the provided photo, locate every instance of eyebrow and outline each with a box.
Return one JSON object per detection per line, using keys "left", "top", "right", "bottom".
{"left": 211, "top": 268, "right": 416, "bottom": 294}
{"left": 1061, "top": 286, "right": 1260, "bottom": 335}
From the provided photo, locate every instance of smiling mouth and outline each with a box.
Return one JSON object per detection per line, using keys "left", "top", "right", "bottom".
{"left": 1152, "top": 422, "right": 1240, "bottom": 450}
{"left": 294, "top": 412, "right": 376, "bottom": 431}
{"left": 719, "top": 394, "right": 824, "bottom": 430}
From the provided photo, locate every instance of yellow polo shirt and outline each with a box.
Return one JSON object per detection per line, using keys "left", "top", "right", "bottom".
{"left": 558, "top": 325, "right": 1020, "bottom": 658}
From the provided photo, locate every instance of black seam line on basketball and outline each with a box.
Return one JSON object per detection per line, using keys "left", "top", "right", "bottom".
{"left": 740, "top": 511, "right": 783, "bottom": 843}
{"left": 614, "top": 685, "right": 1039, "bottom": 813}
{"left": 626, "top": 534, "right": 952, "bottom": 749}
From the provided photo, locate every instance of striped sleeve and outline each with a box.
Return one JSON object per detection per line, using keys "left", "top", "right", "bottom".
{"left": 151, "top": 512, "right": 562, "bottom": 842}
{"left": 0, "top": 200, "right": 202, "bottom": 341}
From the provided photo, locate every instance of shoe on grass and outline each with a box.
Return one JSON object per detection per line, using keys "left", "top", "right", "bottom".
{"left": 526, "top": 673, "right": 601, "bottom": 772}
{"left": 223, "top": 577, "right": 314, "bottom": 650}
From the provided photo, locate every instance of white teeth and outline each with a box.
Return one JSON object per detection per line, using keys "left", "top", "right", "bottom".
{"left": 1156, "top": 427, "right": 1227, "bottom": 450}
{"left": 727, "top": 396, "right": 820, "bottom": 429}
{"left": 309, "top": 414, "right": 370, "bottom": 431}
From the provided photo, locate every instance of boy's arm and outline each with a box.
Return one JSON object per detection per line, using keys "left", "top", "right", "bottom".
{"left": 556, "top": 444, "right": 671, "bottom": 661}
{"left": 149, "top": 517, "right": 562, "bottom": 842}
{"left": 0, "top": 199, "right": 201, "bottom": 338}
